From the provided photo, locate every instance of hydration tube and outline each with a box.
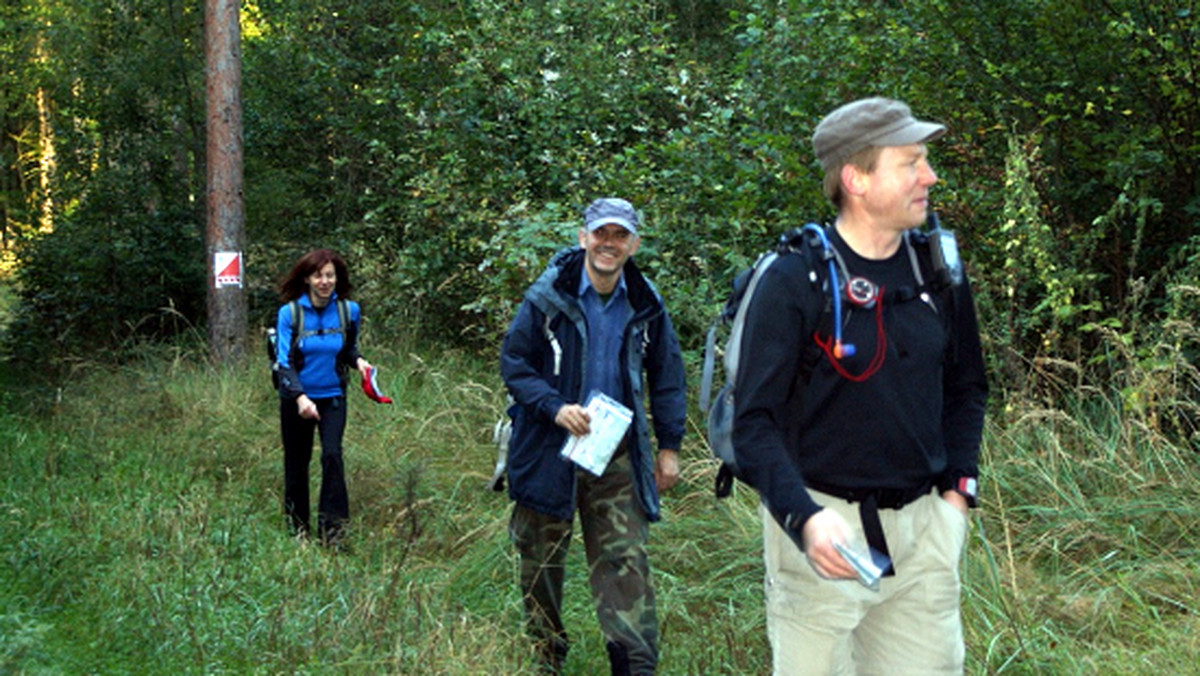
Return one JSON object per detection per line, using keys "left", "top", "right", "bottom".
{"left": 801, "top": 223, "right": 855, "bottom": 359}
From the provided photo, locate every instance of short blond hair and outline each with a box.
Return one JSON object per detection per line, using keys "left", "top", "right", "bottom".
{"left": 822, "top": 145, "right": 883, "bottom": 209}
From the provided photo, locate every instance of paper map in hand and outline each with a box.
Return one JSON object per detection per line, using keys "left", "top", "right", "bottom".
{"left": 560, "top": 391, "right": 633, "bottom": 476}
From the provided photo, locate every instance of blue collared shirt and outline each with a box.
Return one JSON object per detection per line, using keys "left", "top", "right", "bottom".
{"left": 578, "top": 267, "right": 632, "bottom": 402}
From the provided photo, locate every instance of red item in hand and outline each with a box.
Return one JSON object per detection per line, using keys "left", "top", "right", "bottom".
{"left": 361, "top": 365, "right": 394, "bottom": 404}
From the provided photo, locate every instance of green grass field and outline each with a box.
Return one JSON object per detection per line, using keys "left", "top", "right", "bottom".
{"left": 1, "top": 331, "right": 1197, "bottom": 674}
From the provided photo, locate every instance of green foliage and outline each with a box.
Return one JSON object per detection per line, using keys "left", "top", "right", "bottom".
{"left": 355, "top": 0, "right": 713, "bottom": 345}
{"left": 904, "top": 1, "right": 1200, "bottom": 356}
{"left": 4, "top": 0, "right": 1200, "bottom": 405}
{"left": 464, "top": 201, "right": 578, "bottom": 343}
{"left": 4, "top": 162, "right": 205, "bottom": 369}
{"left": 985, "top": 133, "right": 1111, "bottom": 366}
{"left": 2, "top": 0, "right": 206, "bottom": 367}
{"left": 0, "top": 1, "right": 41, "bottom": 267}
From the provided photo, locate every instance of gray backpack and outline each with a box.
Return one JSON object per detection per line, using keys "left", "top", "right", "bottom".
{"left": 699, "top": 227, "right": 817, "bottom": 498}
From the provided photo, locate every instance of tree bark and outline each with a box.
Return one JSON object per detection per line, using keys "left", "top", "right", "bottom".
{"left": 36, "top": 30, "right": 55, "bottom": 236}
{"left": 205, "top": 0, "right": 246, "bottom": 363}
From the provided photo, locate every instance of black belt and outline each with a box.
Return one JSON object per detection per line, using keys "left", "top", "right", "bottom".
{"left": 805, "top": 479, "right": 933, "bottom": 578}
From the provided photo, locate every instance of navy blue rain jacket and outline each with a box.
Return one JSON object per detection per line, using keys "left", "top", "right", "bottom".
{"left": 500, "top": 247, "right": 687, "bottom": 522}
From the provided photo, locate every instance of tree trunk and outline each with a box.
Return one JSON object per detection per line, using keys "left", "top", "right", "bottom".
{"left": 36, "top": 31, "right": 54, "bottom": 236}
{"left": 205, "top": 0, "right": 246, "bottom": 363}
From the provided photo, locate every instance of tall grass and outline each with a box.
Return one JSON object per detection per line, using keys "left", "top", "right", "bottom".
{"left": 1, "top": 327, "right": 1198, "bottom": 674}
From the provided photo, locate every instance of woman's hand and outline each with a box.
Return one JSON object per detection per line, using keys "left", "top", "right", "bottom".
{"left": 297, "top": 394, "right": 320, "bottom": 420}
{"left": 356, "top": 357, "right": 372, "bottom": 379}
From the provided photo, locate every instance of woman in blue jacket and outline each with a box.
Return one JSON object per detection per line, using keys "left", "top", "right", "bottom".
{"left": 274, "top": 249, "right": 372, "bottom": 546}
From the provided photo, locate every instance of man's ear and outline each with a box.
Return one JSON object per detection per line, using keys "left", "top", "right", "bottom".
{"left": 578, "top": 227, "right": 588, "bottom": 247}
{"left": 841, "top": 162, "right": 869, "bottom": 198}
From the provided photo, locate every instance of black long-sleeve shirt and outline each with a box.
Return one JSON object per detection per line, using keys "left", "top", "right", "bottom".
{"left": 732, "top": 228, "right": 988, "bottom": 532}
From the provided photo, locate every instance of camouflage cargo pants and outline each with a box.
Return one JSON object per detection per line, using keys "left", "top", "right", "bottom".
{"left": 509, "top": 447, "right": 659, "bottom": 675}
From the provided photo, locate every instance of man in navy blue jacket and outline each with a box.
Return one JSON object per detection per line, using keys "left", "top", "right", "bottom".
{"left": 500, "top": 198, "right": 687, "bottom": 675}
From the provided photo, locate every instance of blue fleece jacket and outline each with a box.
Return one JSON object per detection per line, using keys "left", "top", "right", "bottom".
{"left": 275, "top": 293, "right": 362, "bottom": 400}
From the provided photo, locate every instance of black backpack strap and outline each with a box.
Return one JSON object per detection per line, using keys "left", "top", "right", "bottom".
{"left": 287, "top": 300, "right": 303, "bottom": 368}
{"left": 289, "top": 300, "right": 302, "bottom": 337}
{"left": 336, "top": 298, "right": 349, "bottom": 333}
{"left": 902, "top": 229, "right": 959, "bottom": 362}
{"left": 335, "top": 299, "right": 360, "bottom": 383}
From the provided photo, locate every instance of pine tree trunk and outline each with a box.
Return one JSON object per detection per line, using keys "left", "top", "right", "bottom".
{"left": 205, "top": 0, "right": 246, "bottom": 363}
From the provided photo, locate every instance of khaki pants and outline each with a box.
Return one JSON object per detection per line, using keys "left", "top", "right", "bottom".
{"left": 763, "top": 490, "right": 969, "bottom": 676}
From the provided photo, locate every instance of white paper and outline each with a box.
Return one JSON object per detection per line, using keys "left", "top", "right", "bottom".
{"left": 560, "top": 391, "right": 633, "bottom": 476}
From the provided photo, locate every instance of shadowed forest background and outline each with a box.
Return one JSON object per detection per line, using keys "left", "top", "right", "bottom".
{"left": 1, "top": 1, "right": 1198, "bottom": 674}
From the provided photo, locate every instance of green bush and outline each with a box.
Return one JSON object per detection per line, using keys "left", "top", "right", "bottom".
{"left": 5, "top": 167, "right": 204, "bottom": 369}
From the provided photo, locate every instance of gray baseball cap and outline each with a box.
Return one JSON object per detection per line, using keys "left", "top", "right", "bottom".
{"left": 584, "top": 198, "right": 639, "bottom": 236}
{"left": 812, "top": 98, "right": 946, "bottom": 171}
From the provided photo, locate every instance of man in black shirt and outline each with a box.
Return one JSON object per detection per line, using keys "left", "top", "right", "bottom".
{"left": 733, "top": 97, "right": 988, "bottom": 674}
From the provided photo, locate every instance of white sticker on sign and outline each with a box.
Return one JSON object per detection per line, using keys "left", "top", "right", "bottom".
{"left": 214, "top": 251, "right": 242, "bottom": 288}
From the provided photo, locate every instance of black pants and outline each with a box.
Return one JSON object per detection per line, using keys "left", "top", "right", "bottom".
{"left": 280, "top": 395, "right": 349, "bottom": 541}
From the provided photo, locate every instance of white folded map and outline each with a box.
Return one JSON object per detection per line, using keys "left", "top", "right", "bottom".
{"left": 560, "top": 391, "right": 633, "bottom": 476}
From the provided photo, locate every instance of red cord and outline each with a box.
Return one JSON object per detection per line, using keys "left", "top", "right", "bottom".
{"left": 813, "top": 287, "right": 887, "bottom": 382}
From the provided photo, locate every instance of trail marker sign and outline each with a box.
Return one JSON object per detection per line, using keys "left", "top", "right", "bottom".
{"left": 214, "top": 251, "right": 242, "bottom": 288}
